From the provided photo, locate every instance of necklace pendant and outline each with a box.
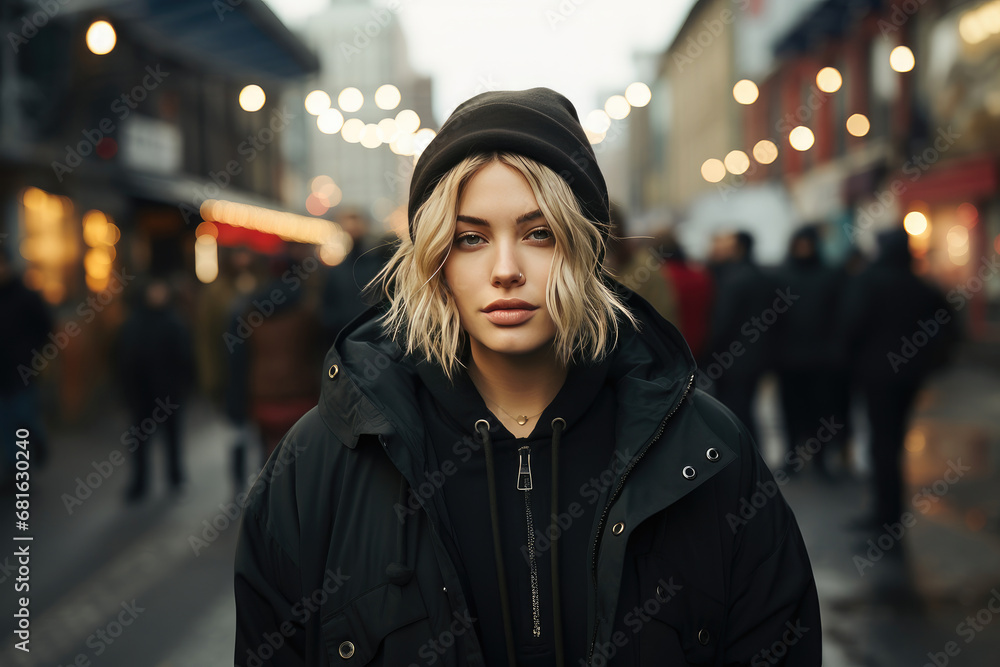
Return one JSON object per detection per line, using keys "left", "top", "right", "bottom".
{"left": 516, "top": 415, "right": 528, "bottom": 425}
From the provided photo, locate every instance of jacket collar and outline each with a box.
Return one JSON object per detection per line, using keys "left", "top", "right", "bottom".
{"left": 319, "top": 280, "right": 699, "bottom": 453}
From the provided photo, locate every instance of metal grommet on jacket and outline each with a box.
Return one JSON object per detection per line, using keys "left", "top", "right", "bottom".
{"left": 612, "top": 521, "right": 625, "bottom": 535}
{"left": 682, "top": 465, "right": 697, "bottom": 480}
{"left": 328, "top": 364, "right": 339, "bottom": 379}
{"left": 705, "top": 447, "right": 720, "bottom": 462}
{"left": 338, "top": 640, "right": 355, "bottom": 658}
{"left": 698, "top": 628, "right": 710, "bottom": 645}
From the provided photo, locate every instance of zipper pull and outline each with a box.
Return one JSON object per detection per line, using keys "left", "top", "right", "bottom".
{"left": 517, "top": 446, "right": 532, "bottom": 490}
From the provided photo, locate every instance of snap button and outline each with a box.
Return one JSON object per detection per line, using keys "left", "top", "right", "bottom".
{"left": 706, "top": 447, "right": 720, "bottom": 462}
{"left": 698, "top": 628, "right": 710, "bottom": 645}
{"left": 328, "top": 364, "right": 339, "bottom": 379}
{"left": 656, "top": 584, "right": 665, "bottom": 598}
{"left": 442, "top": 586, "right": 448, "bottom": 593}
{"left": 611, "top": 521, "right": 625, "bottom": 535}
{"left": 338, "top": 640, "right": 355, "bottom": 658}
{"left": 682, "top": 466, "right": 697, "bottom": 480}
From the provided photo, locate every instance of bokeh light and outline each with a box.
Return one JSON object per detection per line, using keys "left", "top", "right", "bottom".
{"left": 317, "top": 108, "right": 345, "bottom": 134}
{"left": 605, "top": 95, "right": 630, "bottom": 120}
{"left": 701, "top": 158, "right": 726, "bottom": 183}
{"left": 305, "top": 90, "right": 331, "bottom": 115}
{"left": 584, "top": 110, "right": 611, "bottom": 134}
{"left": 724, "top": 150, "right": 750, "bottom": 175}
{"left": 903, "top": 211, "right": 928, "bottom": 236}
{"left": 733, "top": 79, "right": 759, "bottom": 105}
{"left": 752, "top": 139, "right": 779, "bottom": 164}
{"left": 86, "top": 20, "right": 116, "bottom": 55}
{"left": 789, "top": 126, "right": 815, "bottom": 151}
{"left": 395, "top": 109, "right": 420, "bottom": 134}
{"left": 890, "top": 45, "right": 915, "bottom": 73}
{"left": 846, "top": 113, "right": 870, "bottom": 137}
{"left": 239, "top": 85, "right": 266, "bottom": 112}
{"left": 341, "top": 118, "right": 365, "bottom": 143}
{"left": 625, "top": 82, "right": 652, "bottom": 107}
{"left": 375, "top": 84, "right": 402, "bottom": 110}
{"left": 816, "top": 67, "right": 843, "bottom": 93}
{"left": 338, "top": 87, "right": 364, "bottom": 113}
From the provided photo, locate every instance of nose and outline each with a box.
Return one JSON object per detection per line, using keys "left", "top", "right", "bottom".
{"left": 490, "top": 238, "right": 525, "bottom": 288}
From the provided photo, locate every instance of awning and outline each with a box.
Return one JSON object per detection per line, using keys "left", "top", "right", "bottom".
{"left": 100, "top": 0, "right": 319, "bottom": 81}
{"left": 897, "top": 154, "right": 999, "bottom": 206}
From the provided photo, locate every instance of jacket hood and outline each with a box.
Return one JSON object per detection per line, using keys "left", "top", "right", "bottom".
{"left": 319, "top": 281, "right": 697, "bottom": 465}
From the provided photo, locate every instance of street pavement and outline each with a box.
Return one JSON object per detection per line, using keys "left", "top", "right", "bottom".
{"left": 2, "top": 362, "right": 999, "bottom": 666}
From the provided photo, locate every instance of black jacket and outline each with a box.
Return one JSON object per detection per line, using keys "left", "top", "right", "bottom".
{"left": 234, "top": 286, "right": 821, "bottom": 666}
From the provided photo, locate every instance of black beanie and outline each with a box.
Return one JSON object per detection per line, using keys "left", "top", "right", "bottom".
{"left": 407, "top": 87, "right": 610, "bottom": 241}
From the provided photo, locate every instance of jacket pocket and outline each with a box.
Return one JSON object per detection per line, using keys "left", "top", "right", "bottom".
{"left": 321, "top": 580, "right": 429, "bottom": 665}
{"left": 635, "top": 554, "right": 723, "bottom": 666}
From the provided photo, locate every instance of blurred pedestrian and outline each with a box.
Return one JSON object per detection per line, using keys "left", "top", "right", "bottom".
{"left": 704, "top": 230, "right": 778, "bottom": 445}
{"left": 228, "top": 254, "right": 323, "bottom": 463}
{"left": 0, "top": 247, "right": 53, "bottom": 479}
{"left": 116, "top": 277, "right": 195, "bottom": 501}
{"left": 774, "top": 226, "right": 844, "bottom": 477}
{"left": 841, "top": 228, "right": 957, "bottom": 530}
{"left": 659, "top": 229, "right": 714, "bottom": 362}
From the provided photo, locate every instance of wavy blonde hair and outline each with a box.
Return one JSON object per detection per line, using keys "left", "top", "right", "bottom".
{"left": 372, "top": 152, "right": 638, "bottom": 381}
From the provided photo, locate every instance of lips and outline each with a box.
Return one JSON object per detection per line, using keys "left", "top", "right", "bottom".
{"left": 481, "top": 299, "right": 538, "bottom": 326}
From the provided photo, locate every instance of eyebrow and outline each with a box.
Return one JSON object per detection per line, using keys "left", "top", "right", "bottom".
{"left": 456, "top": 209, "right": 544, "bottom": 226}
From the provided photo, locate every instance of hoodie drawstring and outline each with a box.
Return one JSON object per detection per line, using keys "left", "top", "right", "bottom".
{"left": 477, "top": 419, "right": 517, "bottom": 667}
{"left": 477, "top": 417, "right": 567, "bottom": 667}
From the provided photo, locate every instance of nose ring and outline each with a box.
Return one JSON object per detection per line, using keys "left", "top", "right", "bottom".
{"left": 518, "top": 273, "right": 523, "bottom": 280}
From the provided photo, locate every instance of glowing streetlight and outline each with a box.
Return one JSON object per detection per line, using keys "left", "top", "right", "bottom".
{"left": 701, "top": 158, "right": 726, "bottom": 183}
{"left": 605, "top": 95, "right": 630, "bottom": 120}
{"left": 789, "top": 126, "right": 815, "bottom": 151}
{"left": 733, "top": 79, "right": 759, "bottom": 105}
{"left": 305, "top": 90, "right": 331, "bottom": 115}
{"left": 752, "top": 140, "right": 778, "bottom": 164}
{"left": 317, "top": 108, "right": 345, "bottom": 134}
{"left": 86, "top": 20, "right": 116, "bottom": 55}
{"left": 239, "top": 85, "right": 266, "bottom": 112}
{"left": 890, "top": 46, "right": 915, "bottom": 73}
{"left": 846, "top": 113, "right": 870, "bottom": 137}
{"left": 375, "top": 84, "right": 401, "bottom": 110}
{"left": 816, "top": 67, "right": 842, "bottom": 93}
{"left": 724, "top": 150, "right": 750, "bottom": 175}
{"left": 338, "top": 87, "right": 364, "bottom": 113}
{"left": 625, "top": 82, "right": 651, "bottom": 107}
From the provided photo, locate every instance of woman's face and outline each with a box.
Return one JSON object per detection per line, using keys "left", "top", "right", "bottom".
{"left": 443, "top": 161, "right": 559, "bottom": 360}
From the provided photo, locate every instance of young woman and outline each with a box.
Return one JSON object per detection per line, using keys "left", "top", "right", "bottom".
{"left": 234, "top": 88, "right": 821, "bottom": 666}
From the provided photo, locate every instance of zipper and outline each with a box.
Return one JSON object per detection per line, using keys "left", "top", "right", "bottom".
{"left": 586, "top": 373, "right": 695, "bottom": 664}
{"left": 517, "top": 445, "right": 542, "bottom": 638}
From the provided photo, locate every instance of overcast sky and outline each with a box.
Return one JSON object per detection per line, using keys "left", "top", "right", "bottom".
{"left": 264, "top": 0, "right": 696, "bottom": 122}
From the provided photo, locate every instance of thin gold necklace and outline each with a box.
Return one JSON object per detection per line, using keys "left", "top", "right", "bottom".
{"left": 481, "top": 395, "right": 544, "bottom": 426}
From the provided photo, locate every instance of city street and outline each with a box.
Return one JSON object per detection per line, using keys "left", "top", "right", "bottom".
{"left": 3, "top": 361, "right": 999, "bottom": 666}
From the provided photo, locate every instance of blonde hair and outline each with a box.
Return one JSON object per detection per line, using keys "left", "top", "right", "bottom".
{"left": 372, "top": 152, "right": 638, "bottom": 381}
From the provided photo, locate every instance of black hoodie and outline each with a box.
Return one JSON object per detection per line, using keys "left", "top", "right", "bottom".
{"left": 415, "top": 353, "right": 616, "bottom": 666}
